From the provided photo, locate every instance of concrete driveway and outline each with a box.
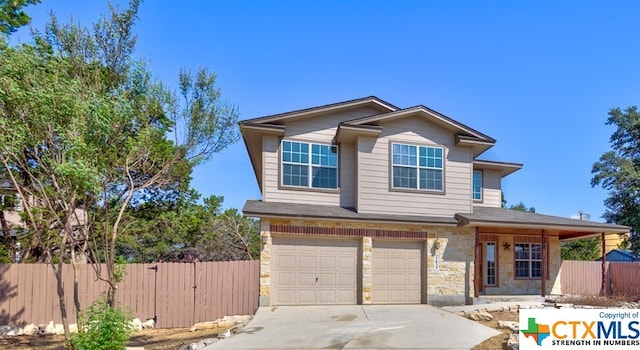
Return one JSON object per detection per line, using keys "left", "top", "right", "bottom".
{"left": 204, "top": 305, "right": 499, "bottom": 349}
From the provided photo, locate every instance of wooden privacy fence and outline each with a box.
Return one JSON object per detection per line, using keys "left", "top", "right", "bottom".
{"left": 561, "top": 260, "right": 640, "bottom": 297}
{"left": 0, "top": 261, "right": 259, "bottom": 328}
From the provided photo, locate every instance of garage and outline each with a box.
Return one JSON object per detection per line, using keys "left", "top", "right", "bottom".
{"left": 372, "top": 240, "right": 424, "bottom": 304}
{"left": 271, "top": 236, "right": 359, "bottom": 305}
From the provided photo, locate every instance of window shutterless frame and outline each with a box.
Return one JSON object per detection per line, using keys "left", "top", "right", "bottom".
{"left": 390, "top": 142, "right": 444, "bottom": 192}
{"left": 473, "top": 170, "right": 483, "bottom": 202}
{"left": 280, "top": 140, "right": 339, "bottom": 190}
{"left": 514, "top": 242, "right": 542, "bottom": 279}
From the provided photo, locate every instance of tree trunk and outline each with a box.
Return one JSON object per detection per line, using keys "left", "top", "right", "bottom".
{"left": 108, "top": 281, "right": 118, "bottom": 308}
{"left": 70, "top": 250, "right": 82, "bottom": 323}
{"left": 51, "top": 262, "right": 71, "bottom": 338}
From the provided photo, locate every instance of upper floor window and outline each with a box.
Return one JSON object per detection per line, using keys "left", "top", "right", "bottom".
{"left": 473, "top": 170, "right": 482, "bottom": 201}
{"left": 281, "top": 140, "right": 338, "bottom": 189}
{"left": 391, "top": 143, "right": 443, "bottom": 191}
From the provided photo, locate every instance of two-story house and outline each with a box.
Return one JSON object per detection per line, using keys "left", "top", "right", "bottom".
{"left": 240, "top": 96, "right": 628, "bottom": 306}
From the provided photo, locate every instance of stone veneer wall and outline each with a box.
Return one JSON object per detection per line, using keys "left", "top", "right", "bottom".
{"left": 426, "top": 227, "right": 476, "bottom": 306}
{"left": 258, "top": 218, "right": 476, "bottom": 306}
{"left": 483, "top": 235, "right": 561, "bottom": 295}
{"left": 259, "top": 219, "right": 271, "bottom": 306}
{"left": 361, "top": 237, "right": 373, "bottom": 304}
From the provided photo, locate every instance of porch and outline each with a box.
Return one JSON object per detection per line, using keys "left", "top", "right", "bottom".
{"left": 455, "top": 206, "right": 630, "bottom": 299}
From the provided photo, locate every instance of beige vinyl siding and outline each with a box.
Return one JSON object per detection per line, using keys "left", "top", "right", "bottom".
{"left": 262, "top": 108, "right": 378, "bottom": 206}
{"left": 357, "top": 116, "right": 474, "bottom": 216}
{"left": 284, "top": 108, "right": 382, "bottom": 141}
{"left": 473, "top": 169, "right": 502, "bottom": 208}
{"left": 339, "top": 142, "right": 356, "bottom": 208}
{"left": 356, "top": 136, "right": 377, "bottom": 212}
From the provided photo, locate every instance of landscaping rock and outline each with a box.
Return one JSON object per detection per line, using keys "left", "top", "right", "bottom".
{"left": 54, "top": 324, "right": 65, "bottom": 335}
{"left": 198, "top": 338, "right": 218, "bottom": 347}
{"left": 178, "top": 340, "right": 218, "bottom": 350}
{"left": 129, "top": 318, "right": 143, "bottom": 331}
{"left": 3, "top": 325, "right": 22, "bottom": 336}
{"left": 69, "top": 323, "right": 78, "bottom": 334}
{"left": 497, "top": 320, "right": 519, "bottom": 332}
{"left": 217, "top": 328, "right": 233, "bottom": 339}
{"left": 620, "top": 301, "right": 640, "bottom": 309}
{"left": 468, "top": 310, "right": 493, "bottom": 321}
{"left": 40, "top": 321, "right": 56, "bottom": 335}
{"left": 189, "top": 315, "right": 252, "bottom": 332}
{"left": 141, "top": 318, "right": 155, "bottom": 329}
{"left": 180, "top": 343, "right": 199, "bottom": 350}
{"left": 507, "top": 333, "right": 519, "bottom": 350}
{"left": 22, "top": 324, "right": 37, "bottom": 335}
{"left": 555, "top": 303, "right": 574, "bottom": 309}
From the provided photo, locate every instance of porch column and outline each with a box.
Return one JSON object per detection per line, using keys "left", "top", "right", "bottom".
{"left": 362, "top": 237, "right": 373, "bottom": 304}
{"left": 474, "top": 227, "right": 480, "bottom": 298}
{"left": 541, "top": 230, "right": 546, "bottom": 297}
{"left": 259, "top": 219, "right": 272, "bottom": 306}
{"left": 601, "top": 232, "right": 607, "bottom": 296}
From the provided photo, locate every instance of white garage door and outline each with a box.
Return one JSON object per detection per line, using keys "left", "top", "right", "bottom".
{"left": 271, "top": 237, "right": 358, "bottom": 305}
{"left": 372, "top": 240, "right": 423, "bottom": 304}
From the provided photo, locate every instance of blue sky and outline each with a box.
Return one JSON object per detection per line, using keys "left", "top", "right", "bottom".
{"left": 11, "top": 1, "right": 640, "bottom": 222}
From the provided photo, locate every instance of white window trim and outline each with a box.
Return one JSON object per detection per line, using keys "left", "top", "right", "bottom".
{"left": 473, "top": 170, "right": 483, "bottom": 201}
{"left": 280, "top": 140, "right": 339, "bottom": 190}
{"left": 390, "top": 142, "right": 444, "bottom": 192}
{"left": 514, "top": 243, "right": 542, "bottom": 279}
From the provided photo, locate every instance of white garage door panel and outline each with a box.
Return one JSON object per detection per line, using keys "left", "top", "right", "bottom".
{"left": 372, "top": 240, "right": 423, "bottom": 304}
{"left": 272, "top": 237, "right": 358, "bottom": 305}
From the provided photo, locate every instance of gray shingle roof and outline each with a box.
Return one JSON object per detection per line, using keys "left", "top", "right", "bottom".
{"left": 243, "top": 200, "right": 629, "bottom": 236}
{"left": 242, "top": 200, "right": 458, "bottom": 225}
{"left": 455, "top": 207, "right": 629, "bottom": 233}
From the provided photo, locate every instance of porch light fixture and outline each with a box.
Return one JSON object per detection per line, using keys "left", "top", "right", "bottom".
{"left": 433, "top": 237, "right": 441, "bottom": 250}
{"left": 502, "top": 241, "right": 511, "bottom": 251}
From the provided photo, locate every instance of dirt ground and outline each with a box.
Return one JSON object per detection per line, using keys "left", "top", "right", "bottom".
{"left": 0, "top": 326, "right": 229, "bottom": 350}
{"left": 472, "top": 311, "right": 519, "bottom": 350}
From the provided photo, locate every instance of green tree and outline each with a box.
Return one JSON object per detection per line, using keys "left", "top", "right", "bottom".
{"left": 116, "top": 193, "right": 259, "bottom": 263}
{"left": 591, "top": 106, "right": 640, "bottom": 255}
{"left": 0, "top": 0, "right": 40, "bottom": 34}
{"left": 188, "top": 195, "right": 259, "bottom": 261}
{"left": 0, "top": 38, "right": 104, "bottom": 335}
{"left": 0, "top": 0, "right": 239, "bottom": 335}
{"left": 507, "top": 200, "right": 536, "bottom": 213}
{"left": 561, "top": 237, "right": 601, "bottom": 261}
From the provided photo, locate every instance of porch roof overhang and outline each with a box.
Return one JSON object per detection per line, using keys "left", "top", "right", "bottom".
{"left": 473, "top": 159, "right": 523, "bottom": 177}
{"left": 242, "top": 200, "right": 458, "bottom": 226}
{"left": 456, "top": 207, "right": 630, "bottom": 241}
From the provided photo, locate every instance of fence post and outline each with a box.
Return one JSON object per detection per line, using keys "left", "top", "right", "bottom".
{"left": 601, "top": 232, "right": 607, "bottom": 296}
{"left": 147, "top": 265, "right": 158, "bottom": 323}
{"left": 192, "top": 262, "right": 197, "bottom": 326}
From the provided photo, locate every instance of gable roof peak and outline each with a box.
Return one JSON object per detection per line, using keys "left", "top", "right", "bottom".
{"left": 240, "top": 96, "right": 399, "bottom": 125}
{"left": 343, "top": 104, "right": 496, "bottom": 144}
